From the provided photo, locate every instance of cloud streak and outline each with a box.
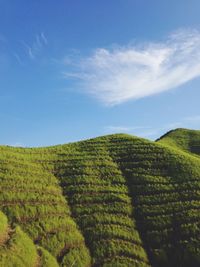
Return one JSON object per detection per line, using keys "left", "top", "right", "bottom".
{"left": 104, "top": 125, "right": 150, "bottom": 133}
{"left": 64, "top": 29, "right": 200, "bottom": 105}
{"left": 22, "top": 32, "right": 47, "bottom": 60}
{"left": 103, "top": 115, "right": 200, "bottom": 140}
{"left": 104, "top": 125, "right": 161, "bottom": 139}
{"left": 0, "top": 34, "right": 7, "bottom": 43}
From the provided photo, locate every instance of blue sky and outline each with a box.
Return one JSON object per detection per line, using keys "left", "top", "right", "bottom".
{"left": 0, "top": 0, "right": 200, "bottom": 147}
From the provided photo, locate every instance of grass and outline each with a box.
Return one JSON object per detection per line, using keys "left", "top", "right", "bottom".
{"left": 157, "top": 128, "right": 200, "bottom": 156}
{"left": 0, "top": 128, "right": 200, "bottom": 266}
{"left": 0, "top": 225, "right": 38, "bottom": 267}
{"left": 0, "top": 211, "right": 8, "bottom": 246}
{"left": 0, "top": 211, "right": 59, "bottom": 267}
{"left": 37, "top": 246, "right": 59, "bottom": 267}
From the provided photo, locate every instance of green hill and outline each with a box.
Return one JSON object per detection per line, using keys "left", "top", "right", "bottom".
{"left": 0, "top": 128, "right": 199, "bottom": 267}
{"left": 157, "top": 128, "right": 200, "bottom": 156}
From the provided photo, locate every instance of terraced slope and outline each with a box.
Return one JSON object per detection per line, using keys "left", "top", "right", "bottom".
{"left": 0, "top": 147, "right": 91, "bottom": 266}
{"left": 0, "top": 128, "right": 199, "bottom": 267}
{"left": 157, "top": 128, "right": 200, "bottom": 156}
{"left": 0, "top": 211, "right": 59, "bottom": 267}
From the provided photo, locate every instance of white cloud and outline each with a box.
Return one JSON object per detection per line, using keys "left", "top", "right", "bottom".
{"left": 166, "top": 116, "right": 200, "bottom": 129}
{"left": 184, "top": 115, "right": 200, "bottom": 124}
{"left": 13, "top": 53, "right": 24, "bottom": 65}
{"left": 104, "top": 125, "right": 149, "bottom": 133}
{"left": 64, "top": 29, "right": 200, "bottom": 105}
{"left": 22, "top": 32, "right": 48, "bottom": 60}
{"left": 103, "top": 115, "right": 200, "bottom": 140}
{"left": 0, "top": 34, "right": 7, "bottom": 43}
{"left": 41, "top": 32, "right": 48, "bottom": 45}
{"left": 103, "top": 125, "right": 160, "bottom": 139}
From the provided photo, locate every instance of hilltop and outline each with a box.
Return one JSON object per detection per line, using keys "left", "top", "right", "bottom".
{"left": 0, "top": 128, "right": 199, "bottom": 267}
{"left": 157, "top": 128, "right": 200, "bottom": 156}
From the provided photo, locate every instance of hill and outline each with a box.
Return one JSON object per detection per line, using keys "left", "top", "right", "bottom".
{"left": 157, "top": 128, "right": 200, "bottom": 156}
{"left": 0, "top": 128, "right": 199, "bottom": 267}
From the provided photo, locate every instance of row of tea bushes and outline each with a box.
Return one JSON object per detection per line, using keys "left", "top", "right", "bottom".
{"left": 105, "top": 134, "right": 200, "bottom": 267}
{"left": 0, "top": 146, "right": 91, "bottom": 267}
{"left": 0, "top": 211, "right": 59, "bottom": 267}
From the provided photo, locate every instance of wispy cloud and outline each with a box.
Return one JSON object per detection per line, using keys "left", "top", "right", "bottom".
{"left": 40, "top": 32, "right": 48, "bottom": 45}
{"left": 0, "top": 34, "right": 7, "bottom": 43}
{"left": 13, "top": 53, "right": 24, "bottom": 65}
{"left": 104, "top": 125, "right": 149, "bottom": 133}
{"left": 21, "top": 32, "right": 47, "bottom": 60}
{"left": 103, "top": 125, "right": 160, "bottom": 139}
{"left": 64, "top": 28, "right": 200, "bottom": 105}
{"left": 104, "top": 115, "right": 200, "bottom": 140}
{"left": 166, "top": 115, "right": 200, "bottom": 129}
{"left": 103, "top": 126, "right": 158, "bottom": 140}
{"left": 184, "top": 115, "right": 200, "bottom": 124}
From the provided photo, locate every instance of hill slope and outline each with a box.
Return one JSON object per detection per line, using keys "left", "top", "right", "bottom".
{"left": 157, "top": 128, "right": 200, "bottom": 156}
{"left": 0, "top": 128, "right": 199, "bottom": 267}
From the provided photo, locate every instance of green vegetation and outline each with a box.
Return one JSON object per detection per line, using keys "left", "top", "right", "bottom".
{"left": 157, "top": 128, "right": 200, "bottom": 156}
{"left": 0, "top": 211, "right": 8, "bottom": 246}
{"left": 37, "top": 246, "right": 59, "bottom": 267}
{"left": 0, "top": 224, "right": 38, "bottom": 267}
{"left": 0, "top": 210, "right": 59, "bottom": 267}
{"left": 0, "top": 128, "right": 199, "bottom": 266}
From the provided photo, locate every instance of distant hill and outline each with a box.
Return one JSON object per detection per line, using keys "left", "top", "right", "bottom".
{"left": 157, "top": 128, "right": 200, "bottom": 156}
{"left": 0, "top": 128, "right": 199, "bottom": 267}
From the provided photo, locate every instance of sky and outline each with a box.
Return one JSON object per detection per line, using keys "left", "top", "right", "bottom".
{"left": 0, "top": 0, "right": 200, "bottom": 147}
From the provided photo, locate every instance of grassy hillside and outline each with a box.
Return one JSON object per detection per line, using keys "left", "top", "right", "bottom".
{"left": 0, "top": 128, "right": 199, "bottom": 267}
{"left": 0, "top": 211, "right": 59, "bottom": 267}
{"left": 157, "top": 128, "right": 200, "bottom": 156}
